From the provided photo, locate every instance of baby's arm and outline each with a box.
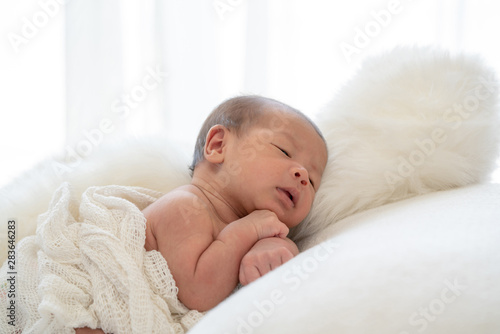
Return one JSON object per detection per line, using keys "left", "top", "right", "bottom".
{"left": 239, "top": 237, "right": 299, "bottom": 285}
{"left": 147, "top": 194, "right": 289, "bottom": 312}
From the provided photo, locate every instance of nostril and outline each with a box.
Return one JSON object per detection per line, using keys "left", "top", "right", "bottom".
{"left": 294, "top": 171, "right": 308, "bottom": 186}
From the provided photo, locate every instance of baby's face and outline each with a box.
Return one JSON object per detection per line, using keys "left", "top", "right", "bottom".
{"left": 225, "top": 109, "right": 328, "bottom": 228}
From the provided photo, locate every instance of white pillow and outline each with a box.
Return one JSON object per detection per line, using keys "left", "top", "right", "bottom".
{"left": 190, "top": 183, "right": 500, "bottom": 334}
{"left": 291, "top": 46, "right": 500, "bottom": 248}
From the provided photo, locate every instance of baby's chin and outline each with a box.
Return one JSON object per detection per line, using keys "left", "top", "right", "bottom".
{"left": 274, "top": 210, "right": 304, "bottom": 229}
{"left": 255, "top": 203, "right": 306, "bottom": 228}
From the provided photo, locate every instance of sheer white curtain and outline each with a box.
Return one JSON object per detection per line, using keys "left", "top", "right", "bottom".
{"left": 64, "top": 0, "right": 451, "bottom": 149}
{"left": 1, "top": 0, "right": 500, "bottom": 187}
{"left": 65, "top": 0, "right": 245, "bottom": 152}
{"left": 0, "top": 0, "right": 65, "bottom": 187}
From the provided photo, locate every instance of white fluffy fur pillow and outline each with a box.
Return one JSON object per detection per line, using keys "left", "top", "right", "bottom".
{"left": 0, "top": 138, "right": 191, "bottom": 262}
{"left": 291, "top": 47, "right": 500, "bottom": 247}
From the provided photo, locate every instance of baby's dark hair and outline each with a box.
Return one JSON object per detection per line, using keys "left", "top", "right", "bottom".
{"left": 189, "top": 95, "right": 325, "bottom": 174}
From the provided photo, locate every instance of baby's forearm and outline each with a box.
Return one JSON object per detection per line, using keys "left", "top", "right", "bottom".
{"left": 181, "top": 221, "right": 260, "bottom": 310}
{"left": 176, "top": 209, "right": 288, "bottom": 311}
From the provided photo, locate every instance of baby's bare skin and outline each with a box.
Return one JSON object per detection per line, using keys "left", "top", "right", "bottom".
{"left": 140, "top": 110, "right": 326, "bottom": 311}
{"left": 143, "top": 184, "right": 291, "bottom": 311}
{"left": 76, "top": 104, "right": 327, "bottom": 332}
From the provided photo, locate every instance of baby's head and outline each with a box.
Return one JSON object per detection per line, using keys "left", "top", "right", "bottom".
{"left": 190, "top": 95, "right": 328, "bottom": 228}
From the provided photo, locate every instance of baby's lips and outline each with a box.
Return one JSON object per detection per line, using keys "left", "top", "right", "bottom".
{"left": 282, "top": 186, "right": 300, "bottom": 206}
{"left": 276, "top": 187, "right": 295, "bottom": 208}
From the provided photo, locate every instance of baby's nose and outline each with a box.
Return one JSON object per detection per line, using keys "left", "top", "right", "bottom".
{"left": 291, "top": 167, "right": 309, "bottom": 186}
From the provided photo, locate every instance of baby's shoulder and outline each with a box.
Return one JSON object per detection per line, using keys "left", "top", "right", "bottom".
{"left": 144, "top": 185, "right": 211, "bottom": 225}
{"left": 143, "top": 185, "right": 214, "bottom": 251}
{"left": 160, "top": 185, "right": 208, "bottom": 208}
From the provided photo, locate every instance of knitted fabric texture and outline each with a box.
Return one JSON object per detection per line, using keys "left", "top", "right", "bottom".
{"left": 0, "top": 183, "right": 203, "bottom": 333}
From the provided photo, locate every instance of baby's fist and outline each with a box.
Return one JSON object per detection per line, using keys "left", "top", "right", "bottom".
{"left": 239, "top": 237, "right": 298, "bottom": 285}
{"left": 245, "top": 210, "right": 289, "bottom": 240}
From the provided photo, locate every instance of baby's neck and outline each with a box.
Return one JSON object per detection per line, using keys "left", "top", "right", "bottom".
{"left": 190, "top": 176, "right": 242, "bottom": 225}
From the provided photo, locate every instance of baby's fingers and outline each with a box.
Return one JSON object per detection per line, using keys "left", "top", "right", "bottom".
{"left": 280, "top": 248, "right": 294, "bottom": 264}
{"left": 239, "top": 262, "right": 261, "bottom": 286}
{"left": 274, "top": 224, "right": 289, "bottom": 239}
{"left": 267, "top": 222, "right": 289, "bottom": 240}
{"left": 248, "top": 210, "right": 289, "bottom": 239}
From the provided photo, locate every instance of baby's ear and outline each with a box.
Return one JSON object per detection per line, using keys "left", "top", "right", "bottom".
{"left": 204, "top": 125, "right": 229, "bottom": 164}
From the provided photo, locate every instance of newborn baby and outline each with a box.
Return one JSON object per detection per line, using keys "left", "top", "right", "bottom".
{"left": 143, "top": 95, "right": 328, "bottom": 311}
{"left": 75, "top": 95, "right": 327, "bottom": 333}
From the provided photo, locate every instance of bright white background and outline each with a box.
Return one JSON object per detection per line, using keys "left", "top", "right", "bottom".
{"left": 1, "top": 0, "right": 500, "bottom": 188}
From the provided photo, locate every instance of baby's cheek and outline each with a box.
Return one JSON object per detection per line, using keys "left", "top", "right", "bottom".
{"left": 294, "top": 202, "right": 312, "bottom": 226}
{"left": 302, "top": 194, "right": 315, "bottom": 215}
{"left": 306, "top": 191, "right": 315, "bottom": 209}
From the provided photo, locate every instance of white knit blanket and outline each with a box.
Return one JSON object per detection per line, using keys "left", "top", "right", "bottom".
{"left": 0, "top": 183, "right": 203, "bottom": 334}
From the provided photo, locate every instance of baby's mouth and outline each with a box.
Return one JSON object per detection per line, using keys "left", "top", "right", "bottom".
{"left": 277, "top": 187, "right": 296, "bottom": 207}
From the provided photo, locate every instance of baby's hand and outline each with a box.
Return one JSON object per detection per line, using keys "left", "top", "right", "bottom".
{"left": 241, "top": 210, "right": 289, "bottom": 240}
{"left": 239, "top": 237, "right": 298, "bottom": 285}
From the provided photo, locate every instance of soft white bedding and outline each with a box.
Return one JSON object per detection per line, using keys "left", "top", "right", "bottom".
{"left": 190, "top": 183, "right": 500, "bottom": 334}
{"left": 0, "top": 183, "right": 202, "bottom": 334}
{"left": 1, "top": 46, "right": 499, "bottom": 333}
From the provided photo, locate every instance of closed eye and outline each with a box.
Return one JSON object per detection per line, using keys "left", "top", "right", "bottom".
{"left": 309, "top": 178, "right": 315, "bottom": 189}
{"left": 273, "top": 144, "right": 290, "bottom": 157}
